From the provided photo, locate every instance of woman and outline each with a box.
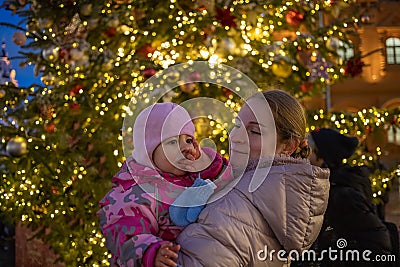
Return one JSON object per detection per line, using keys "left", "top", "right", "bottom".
{"left": 176, "top": 90, "right": 330, "bottom": 266}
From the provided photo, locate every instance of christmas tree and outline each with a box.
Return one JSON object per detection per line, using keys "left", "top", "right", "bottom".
{"left": 1, "top": 0, "right": 398, "bottom": 265}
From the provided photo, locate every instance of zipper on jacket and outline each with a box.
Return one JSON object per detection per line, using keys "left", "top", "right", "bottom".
{"left": 155, "top": 185, "right": 159, "bottom": 220}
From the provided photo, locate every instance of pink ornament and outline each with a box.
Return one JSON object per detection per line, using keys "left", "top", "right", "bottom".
{"left": 180, "top": 83, "right": 195, "bottom": 93}
{"left": 142, "top": 68, "right": 156, "bottom": 78}
{"left": 189, "top": 71, "right": 201, "bottom": 81}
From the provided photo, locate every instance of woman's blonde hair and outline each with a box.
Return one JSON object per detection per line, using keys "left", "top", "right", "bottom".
{"left": 259, "top": 89, "right": 310, "bottom": 158}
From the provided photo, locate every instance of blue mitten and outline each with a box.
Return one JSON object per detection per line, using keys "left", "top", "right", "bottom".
{"left": 169, "top": 200, "right": 190, "bottom": 227}
{"left": 169, "top": 179, "right": 204, "bottom": 226}
{"left": 186, "top": 179, "right": 216, "bottom": 222}
{"left": 169, "top": 177, "right": 216, "bottom": 227}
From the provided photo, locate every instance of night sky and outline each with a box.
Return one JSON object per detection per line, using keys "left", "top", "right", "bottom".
{"left": 1, "top": 7, "right": 42, "bottom": 87}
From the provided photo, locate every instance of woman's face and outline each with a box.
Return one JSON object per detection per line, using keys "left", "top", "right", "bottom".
{"left": 153, "top": 134, "right": 195, "bottom": 176}
{"left": 229, "top": 97, "right": 276, "bottom": 169}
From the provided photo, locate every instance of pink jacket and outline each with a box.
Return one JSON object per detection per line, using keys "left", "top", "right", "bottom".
{"left": 97, "top": 148, "right": 232, "bottom": 267}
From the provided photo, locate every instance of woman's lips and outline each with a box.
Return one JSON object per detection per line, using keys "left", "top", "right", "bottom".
{"left": 230, "top": 149, "right": 248, "bottom": 155}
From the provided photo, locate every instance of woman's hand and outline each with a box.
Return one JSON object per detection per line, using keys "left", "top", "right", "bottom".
{"left": 154, "top": 242, "right": 181, "bottom": 267}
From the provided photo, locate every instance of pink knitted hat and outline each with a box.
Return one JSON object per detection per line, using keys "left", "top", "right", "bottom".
{"left": 131, "top": 102, "right": 195, "bottom": 168}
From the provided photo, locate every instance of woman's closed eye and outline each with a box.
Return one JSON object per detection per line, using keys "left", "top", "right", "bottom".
{"left": 248, "top": 126, "right": 261, "bottom": 135}
{"left": 250, "top": 130, "right": 261, "bottom": 135}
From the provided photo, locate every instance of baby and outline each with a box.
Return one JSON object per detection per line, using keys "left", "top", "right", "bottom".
{"left": 98, "top": 102, "right": 231, "bottom": 267}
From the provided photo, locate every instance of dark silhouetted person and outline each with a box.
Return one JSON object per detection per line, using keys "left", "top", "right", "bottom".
{"left": 306, "top": 128, "right": 394, "bottom": 267}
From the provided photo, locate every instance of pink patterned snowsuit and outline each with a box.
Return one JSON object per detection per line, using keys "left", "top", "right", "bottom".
{"left": 98, "top": 148, "right": 231, "bottom": 267}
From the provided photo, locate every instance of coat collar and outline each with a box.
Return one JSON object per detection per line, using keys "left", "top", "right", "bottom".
{"left": 245, "top": 155, "right": 310, "bottom": 173}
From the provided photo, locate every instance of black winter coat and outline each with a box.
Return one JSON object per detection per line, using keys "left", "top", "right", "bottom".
{"left": 317, "top": 165, "right": 393, "bottom": 266}
{"left": 293, "top": 164, "right": 394, "bottom": 267}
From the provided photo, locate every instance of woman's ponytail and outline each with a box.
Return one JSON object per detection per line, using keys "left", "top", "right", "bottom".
{"left": 291, "top": 139, "right": 310, "bottom": 159}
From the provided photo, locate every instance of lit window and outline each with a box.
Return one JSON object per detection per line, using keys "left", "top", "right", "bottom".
{"left": 329, "top": 38, "right": 354, "bottom": 64}
{"left": 337, "top": 41, "right": 354, "bottom": 63}
{"left": 388, "top": 125, "right": 400, "bottom": 145}
{"left": 385, "top": 37, "right": 400, "bottom": 65}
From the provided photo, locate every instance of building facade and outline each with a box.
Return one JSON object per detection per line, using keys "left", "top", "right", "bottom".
{"left": 305, "top": 0, "right": 400, "bottom": 168}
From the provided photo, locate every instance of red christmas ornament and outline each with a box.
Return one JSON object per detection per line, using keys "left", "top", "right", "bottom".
{"left": 70, "top": 102, "right": 80, "bottom": 111}
{"left": 300, "top": 81, "right": 313, "bottom": 92}
{"left": 136, "top": 44, "right": 155, "bottom": 58}
{"left": 344, "top": 57, "right": 365, "bottom": 77}
{"left": 198, "top": 5, "right": 207, "bottom": 12}
{"left": 45, "top": 124, "right": 56, "bottom": 133}
{"left": 285, "top": 10, "right": 304, "bottom": 27}
{"left": 142, "top": 68, "right": 156, "bottom": 78}
{"left": 222, "top": 87, "right": 233, "bottom": 97}
{"left": 69, "top": 84, "right": 85, "bottom": 96}
{"left": 51, "top": 185, "right": 58, "bottom": 194}
{"left": 215, "top": 7, "right": 237, "bottom": 28}
{"left": 105, "top": 27, "right": 117, "bottom": 38}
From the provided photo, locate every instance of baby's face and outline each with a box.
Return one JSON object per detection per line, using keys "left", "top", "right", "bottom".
{"left": 153, "top": 134, "right": 196, "bottom": 176}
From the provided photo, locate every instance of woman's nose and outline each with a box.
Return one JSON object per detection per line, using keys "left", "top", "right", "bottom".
{"left": 230, "top": 128, "right": 244, "bottom": 144}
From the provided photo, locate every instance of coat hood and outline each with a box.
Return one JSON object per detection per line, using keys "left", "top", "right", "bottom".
{"left": 131, "top": 103, "right": 195, "bottom": 169}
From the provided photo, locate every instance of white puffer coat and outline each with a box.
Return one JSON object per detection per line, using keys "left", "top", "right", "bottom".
{"left": 177, "top": 156, "right": 330, "bottom": 267}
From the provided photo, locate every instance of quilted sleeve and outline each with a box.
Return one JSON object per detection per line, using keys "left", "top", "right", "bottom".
{"left": 98, "top": 185, "right": 162, "bottom": 267}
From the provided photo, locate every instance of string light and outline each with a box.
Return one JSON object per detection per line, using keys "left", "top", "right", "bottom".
{"left": 309, "top": 107, "right": 400, "bottom": 204}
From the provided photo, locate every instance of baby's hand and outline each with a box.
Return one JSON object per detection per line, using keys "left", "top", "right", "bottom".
{"left": 179, "top": 140, "right": 213, "bottom": 172}
{"left": 155, "top": 242, "right": 181, "bottom": 267}
{"left": 184, "top": 139, "right": 201, "bottom": 161}
{"left": 181, "top": 152, "right": 213, "bottom": 173}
